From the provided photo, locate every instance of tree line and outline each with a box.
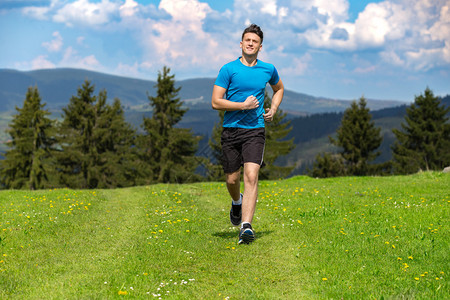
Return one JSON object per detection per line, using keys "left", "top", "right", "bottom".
{"left": 0, "top": 67, "right": 294, "bottom": 190}
{"left": 1, "top": 65, "right": 448, "bottom": 189}
{"left": 310, "top": 89, "right": 450, "bottom": 177}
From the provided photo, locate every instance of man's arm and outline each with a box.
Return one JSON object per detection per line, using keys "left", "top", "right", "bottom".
{"left": 211, "top": 85, "right": 259, "bottom": 111}
{"left": 263, "top": 79, "right": 284, "bottom": 122}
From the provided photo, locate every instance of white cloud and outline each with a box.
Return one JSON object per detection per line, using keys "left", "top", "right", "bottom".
{"left": 137, "top": 0, "right": 233, "bottom": 72}
{"left": 42, "top": 31, "right": 63, "bottom": 52}
{"left": 120, "top": 0, "right": 138, "bottom": 18}
{"left": 61, "top": 46, "right": 101, "bottom": 70}
{"left": 159, "top": 0, "right": 210, "bottom": 21}
{"left": 78, "top": 55, "right": 101, "bottom": 69}
{"left": 22, "top": 5, "right": 51, "bottom": 20}
{"left": 297, "top": 0, "right": 450, "bottom": 71}
{"left": 31, "top": 55, "right": 55, "bottom": 69}
{"left": 354, "top": 65, "right": 377, "bottom": 74}
{"left": 353, "top": 2, "right": 396, "bottom": 47}
{"left": 260, "top": 0, "right": 277, "bottom": 16}
{"left": 302, "top": 1, "right": 404, "bottom": 50}
{"left": 141, "top": 0, "right": 450, "bottom": 73}
{"left": 115, "top": 61, "right": 141, "bottom": 77}
{"left": 21, "top": 43, "right": 101, "bottom": 72}
{"left": 279, "top": 53, "right": 312, "bottom": 76}
{"left": 312, "top": 0, "right": 349, "bottom": 22}
{"left": 21, "top": 0, "right": 59, "bottom": 20}
{"left": 376, "top": 0, "right": 450, "bottom": 70}
{"left": 429, "top": 5, "right": 450, "bottom": 42}
{"left": 427, "top": 3, "right": 450, "bottom": 64}
{"left": 15, "top": 0, "right": 450, "bottom": 77}
{"left": 380, "top": 50, "right": 405, "bottom": 67}
{"left": 53, "top": 0, "right": 119, "bottom": 27}
{"left": 405, "top": 48, "right": 443, "bottom": 71}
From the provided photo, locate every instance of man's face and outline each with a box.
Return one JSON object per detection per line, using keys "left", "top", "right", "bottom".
{"left": 240, "top": 32, "right": 262, "bottom": 56}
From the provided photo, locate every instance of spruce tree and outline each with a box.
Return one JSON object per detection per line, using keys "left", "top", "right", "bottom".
{"left": 57, "top": 81, "right": 137, "bottom": 188}
{"left": 260, "top": 92, "right": 295, "bottom": 179}
{"left": 333, "top": 97, "right": 382, "bottom": 175}
{"left": 57, "top": 80, "right": 96, "bottom": 188}
{"left": 326, "top": 97, "right": 382, "bottom": 176}
{"left": 90, "top": 98, "right": 139, "bottom": 188}
{"left": 310, "top": 152, "right": 345, "bottom": 178}
{"left": 140, "top": 66, "right": 201, "bottom": 183}
{"left": 392, "top": 88, "right": 450, "bottom": 174}
{"left": 0, "top": 86, "right": 56, "bottom": 189}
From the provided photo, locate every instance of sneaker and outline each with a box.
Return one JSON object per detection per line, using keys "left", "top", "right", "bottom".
{"left": 238, "top": 223, "right": 255, "bottom": 244}
{"left": 229, "top": 193, "right": 242, "bottom": 226}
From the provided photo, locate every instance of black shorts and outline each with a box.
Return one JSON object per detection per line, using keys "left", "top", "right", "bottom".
{"left": 221, "top": 127, "right": 265, "bottom": 174}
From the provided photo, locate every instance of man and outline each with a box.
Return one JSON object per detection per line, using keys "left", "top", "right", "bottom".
{"left": 211, "top": 24, "right": 284, "bottom": 244}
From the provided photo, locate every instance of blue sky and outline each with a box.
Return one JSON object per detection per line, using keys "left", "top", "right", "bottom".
{"left": 1, "top": 0, "right": 449, "bottom": 102}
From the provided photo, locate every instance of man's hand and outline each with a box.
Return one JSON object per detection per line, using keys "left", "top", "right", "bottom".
{"left": 263, "top": 108, "right": 276, "bottom": 122}
{"left": 242, "top": 95, "right": 259, "bottom": 110}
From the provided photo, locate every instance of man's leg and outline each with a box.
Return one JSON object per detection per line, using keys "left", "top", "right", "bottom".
{"left": 226, "top": 169, "right": 243, "bottom": 226}
{"left": 242, "top": 162, "right": 261, "bottom": 224}
{"left": 237, "top": 162, "right": 260, "bottom": 244}
{"left": 226, "top": 169, "right": 241, "bottom": 201}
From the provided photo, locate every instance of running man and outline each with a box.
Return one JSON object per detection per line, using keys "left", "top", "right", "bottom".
{"left": 211, "top": 24, "right": 284, "bottom": 244}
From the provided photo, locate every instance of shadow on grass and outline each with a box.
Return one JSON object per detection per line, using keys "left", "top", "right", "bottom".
{"left": 212, "top": 230, "right": 273, "bottom": 240}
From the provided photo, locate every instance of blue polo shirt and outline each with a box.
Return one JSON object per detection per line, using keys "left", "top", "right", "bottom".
{"left": 214, "top": 57, "right": 280, "bottom": 128}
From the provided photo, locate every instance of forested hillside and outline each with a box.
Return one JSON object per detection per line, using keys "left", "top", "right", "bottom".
{"left": 282, "top": 96, "right": 450, "bottom": 175}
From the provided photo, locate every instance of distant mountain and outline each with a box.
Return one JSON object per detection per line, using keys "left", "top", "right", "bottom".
{"left": 0, "top": 68, "right": 157, "bottom": 111}
{"left": 0, "top": 68, "right": 405, "bottom": 112}
{"left": 0, "top": 68, "right": 407, "bottom": 135}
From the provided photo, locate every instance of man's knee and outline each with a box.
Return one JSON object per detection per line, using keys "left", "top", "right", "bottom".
{"left": 244, "top": 173, "right": 258, "bottom": 186}
{"left": 244, "top": 164, "right": 260, "bottom": 186}
{"left": 226, "top": 171, "right": 241, "bottom": 186}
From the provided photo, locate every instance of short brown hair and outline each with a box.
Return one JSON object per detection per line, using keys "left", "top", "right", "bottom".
{"left": 242, "top": 24, "right": 263, "bottom": 43}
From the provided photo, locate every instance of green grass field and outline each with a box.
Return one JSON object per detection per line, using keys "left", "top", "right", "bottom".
{"left": 0, "top": 172, "right": 448, "bottom": 299}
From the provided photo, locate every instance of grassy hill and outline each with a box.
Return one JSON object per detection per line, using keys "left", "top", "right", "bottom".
{"left": 0, "top": 172, "right": 448, "bottom": 298}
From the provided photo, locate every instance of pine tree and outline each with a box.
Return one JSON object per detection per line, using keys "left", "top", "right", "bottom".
{"left": 57, "top": 81, "right": 137, "bottom": 188}
{"left": 260, "top": 92, "right": 295, "bottom": 179}
{"left": 57, "top": 80, "right": 96, "bottom": 188}
{"left": 313, "top": 96, "right": 383, "bottom": 177}
{"left": 0, "top": 86, "right": 56, "bottom": 189}
{"left": 331, "top": 97, "right": 382, "bottom": 175}
{"left": 392, "top": 88, "right": 450, "bottom": 174}
{"left": 140, "top": 66, "right": 201, "bottom": 183}
{"left": 310, "top": 152, "right": 345, "bottom": 178}
{"left": 90, "top": 98, "right": 139, "bottom": 188}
